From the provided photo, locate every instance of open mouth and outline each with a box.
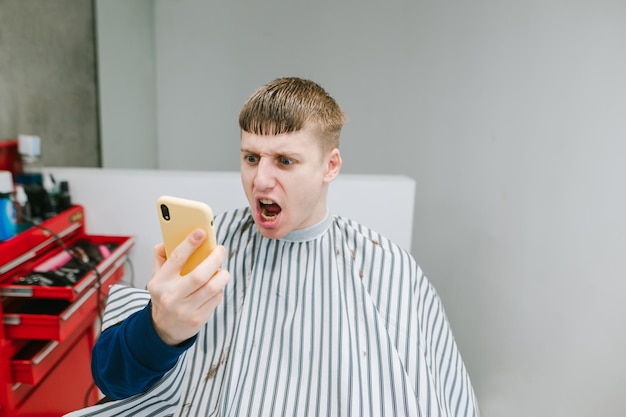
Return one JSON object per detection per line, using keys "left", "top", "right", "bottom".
{"left": 259, "top": 198, "right": 281, "bottom": 221}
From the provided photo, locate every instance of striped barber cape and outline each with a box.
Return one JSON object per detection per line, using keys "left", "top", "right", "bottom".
{"left": 65, "top": 208, "right": 480, "bottom": 417}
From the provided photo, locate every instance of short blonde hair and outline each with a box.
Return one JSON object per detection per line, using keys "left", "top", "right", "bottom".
{"left": 239, "top": 77, "right": 347, "bottom": 151}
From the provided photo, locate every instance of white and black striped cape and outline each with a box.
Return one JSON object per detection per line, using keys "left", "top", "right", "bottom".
{"left": 65, "top": 208, "right": 480, "bottom": 417}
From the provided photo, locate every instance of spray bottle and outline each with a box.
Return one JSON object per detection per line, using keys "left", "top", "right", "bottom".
{"left": 0, "top": 170, "right": 17, "bottom": 242}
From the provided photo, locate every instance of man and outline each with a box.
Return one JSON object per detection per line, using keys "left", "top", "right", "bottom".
{"left": 67, "top": 77, "right": 480, "bottom": 416}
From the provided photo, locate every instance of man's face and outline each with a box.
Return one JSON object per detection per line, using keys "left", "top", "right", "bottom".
{"left": 240, "top": 127, "right": 341, "bottom": 239}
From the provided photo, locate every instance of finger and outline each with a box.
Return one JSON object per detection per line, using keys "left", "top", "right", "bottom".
{"left": 195, "top": 271, "right": 231, "bottom": 316}
{"left": 186, "top": 265, "right": 230, "bottom": 312}
{"left": 162, "top": 244, "right": 225, "bottom": 303}
{"left": 185, "top": 269, "right": 230, "bottom": 310}
{"left": 182, "top": 245, "right": 226, "bottom": 295}
{"left": 160, "top": 228, "right": 207, "bottom": 277}
{"left": 151, "top": 243, "right": 167, "bottom": 275}
{"left": 188, "top": 244, "right": 226, "bottom": 279}
{"left": 197, "top": 290, "right": 225, "bottom": 319}
{"left": 154, "top": 242, "right": 166, "bottom": 263}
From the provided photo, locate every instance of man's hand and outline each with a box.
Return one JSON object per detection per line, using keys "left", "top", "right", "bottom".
{"left": 147, "top": 228, "right": 230, "bottom": 346}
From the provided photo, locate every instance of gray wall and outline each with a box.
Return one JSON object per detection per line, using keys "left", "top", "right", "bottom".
{"left": 95, "top": 0, "right": 157, "bottom": 169}
{"left": 0, "top": 0, "right": 99, "bottom": 167}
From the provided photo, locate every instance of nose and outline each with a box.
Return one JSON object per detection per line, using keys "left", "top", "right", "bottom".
{"left": 253, "top": 158, "right": 276, "bottom": 190}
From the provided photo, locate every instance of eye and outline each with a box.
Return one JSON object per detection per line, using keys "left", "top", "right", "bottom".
{"left": 278, "top": 156, "right": 294, "bottom": 166}
{"left": 244, "top": 154, "right": 259, "bottom": 164}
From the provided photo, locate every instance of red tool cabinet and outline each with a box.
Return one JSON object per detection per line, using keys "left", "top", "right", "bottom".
{"left": 0, "top": 206, "right": 134, "bottom": 416}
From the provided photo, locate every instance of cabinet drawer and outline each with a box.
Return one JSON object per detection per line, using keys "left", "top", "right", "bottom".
{"left": 0, "top": 234, "right": 134, "bottom": 301}
{"left": 10, "top": 309, "right": 96, "bottom": 385}
{"left": 3, "top": 286, "right": 99, "bottom": 341}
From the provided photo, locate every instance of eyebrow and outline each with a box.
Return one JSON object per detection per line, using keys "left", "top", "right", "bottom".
{"left": 240, "top": 148, "right": 304, "bottom": 159}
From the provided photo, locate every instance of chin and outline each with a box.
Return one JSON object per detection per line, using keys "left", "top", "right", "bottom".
{"left": 255, "top": 225, "right": 288, "bottom": 240}
{"left": 251, "top": 214, "right": 287, "bottom": 239}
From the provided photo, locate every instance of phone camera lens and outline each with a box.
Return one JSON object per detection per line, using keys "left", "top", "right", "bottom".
{"left": 160, "top": 204, "right": 170, "bottom": 221}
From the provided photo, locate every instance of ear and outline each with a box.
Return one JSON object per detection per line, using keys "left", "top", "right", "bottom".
{"left": 323, "top": 148, "right": 342, "bottom": 184}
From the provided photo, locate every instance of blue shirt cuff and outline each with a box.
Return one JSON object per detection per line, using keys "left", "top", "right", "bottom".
{"left": 123, "top": 302, "right": 197, "bottom": 372}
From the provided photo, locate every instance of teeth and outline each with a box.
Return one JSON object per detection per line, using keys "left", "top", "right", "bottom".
{"left": 261, "top": 212, "right": 278, "bottom": 221}
{"left": 260, "top": 198, "right": 278, "bottom": 221}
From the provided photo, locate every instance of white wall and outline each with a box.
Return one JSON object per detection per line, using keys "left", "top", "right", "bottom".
{"left": 97, "top": 1, "right": 626, "bottom": 416}
{"left": 47, "top": 168, "right": 415, "bottom": 291}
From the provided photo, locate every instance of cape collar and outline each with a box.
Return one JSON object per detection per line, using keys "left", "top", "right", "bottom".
{"left": 278, "top": 211, "right": 332, "bottom": 243}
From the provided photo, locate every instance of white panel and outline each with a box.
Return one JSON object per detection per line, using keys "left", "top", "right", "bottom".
{"left": 46, "top": 168, "right": 415, "bottom": 289}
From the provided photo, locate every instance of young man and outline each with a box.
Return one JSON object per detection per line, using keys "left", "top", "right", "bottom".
{"left": 68, "top": 77, "right": 480, "bottom": 417}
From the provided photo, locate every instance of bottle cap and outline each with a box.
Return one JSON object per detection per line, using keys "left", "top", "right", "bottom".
{"left": 18, "top": 134, "right": 41, "bottom": 163}
{"left": 59, "top": 181, "right": 70, "bottom": 193}
{"left": 0, "top": 170, "right": 14, "bottom": 194}
{"left": 15, "top": 185, "right": 28, "bottom": 205}
{"left": 18, "top": 134, "right": 41, "bottom": 157}
{"left": 43, "top": 173, "right": 56, "bottom": 192}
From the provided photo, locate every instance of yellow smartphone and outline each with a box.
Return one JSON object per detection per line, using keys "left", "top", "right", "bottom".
{"left": 157, "top": 195, "right": 217, "bottom": 276}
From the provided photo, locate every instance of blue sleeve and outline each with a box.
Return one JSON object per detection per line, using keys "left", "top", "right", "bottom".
{"left": 91, "top": 302, "right": 197, "bottom": 399}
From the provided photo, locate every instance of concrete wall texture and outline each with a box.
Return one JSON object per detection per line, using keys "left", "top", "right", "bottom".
{"left": 0, "top": 0, "right": 99, "bottom": 167}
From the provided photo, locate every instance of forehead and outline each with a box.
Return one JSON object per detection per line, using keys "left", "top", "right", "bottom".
{"left": 240, "top": 128, "right": 322, "bottom": 155}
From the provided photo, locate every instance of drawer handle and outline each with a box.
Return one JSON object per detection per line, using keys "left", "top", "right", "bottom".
{"left": 0, "top": 287, "right": 33, "bottom": 297}
{"left": 33, "top": 341, "right": 59, "bottom": 365}
{"left": 3, "top": 315, "right": 20, "bottom": 326}
{"left": 61, "top": 287, "right": 97, "bottom": 321}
